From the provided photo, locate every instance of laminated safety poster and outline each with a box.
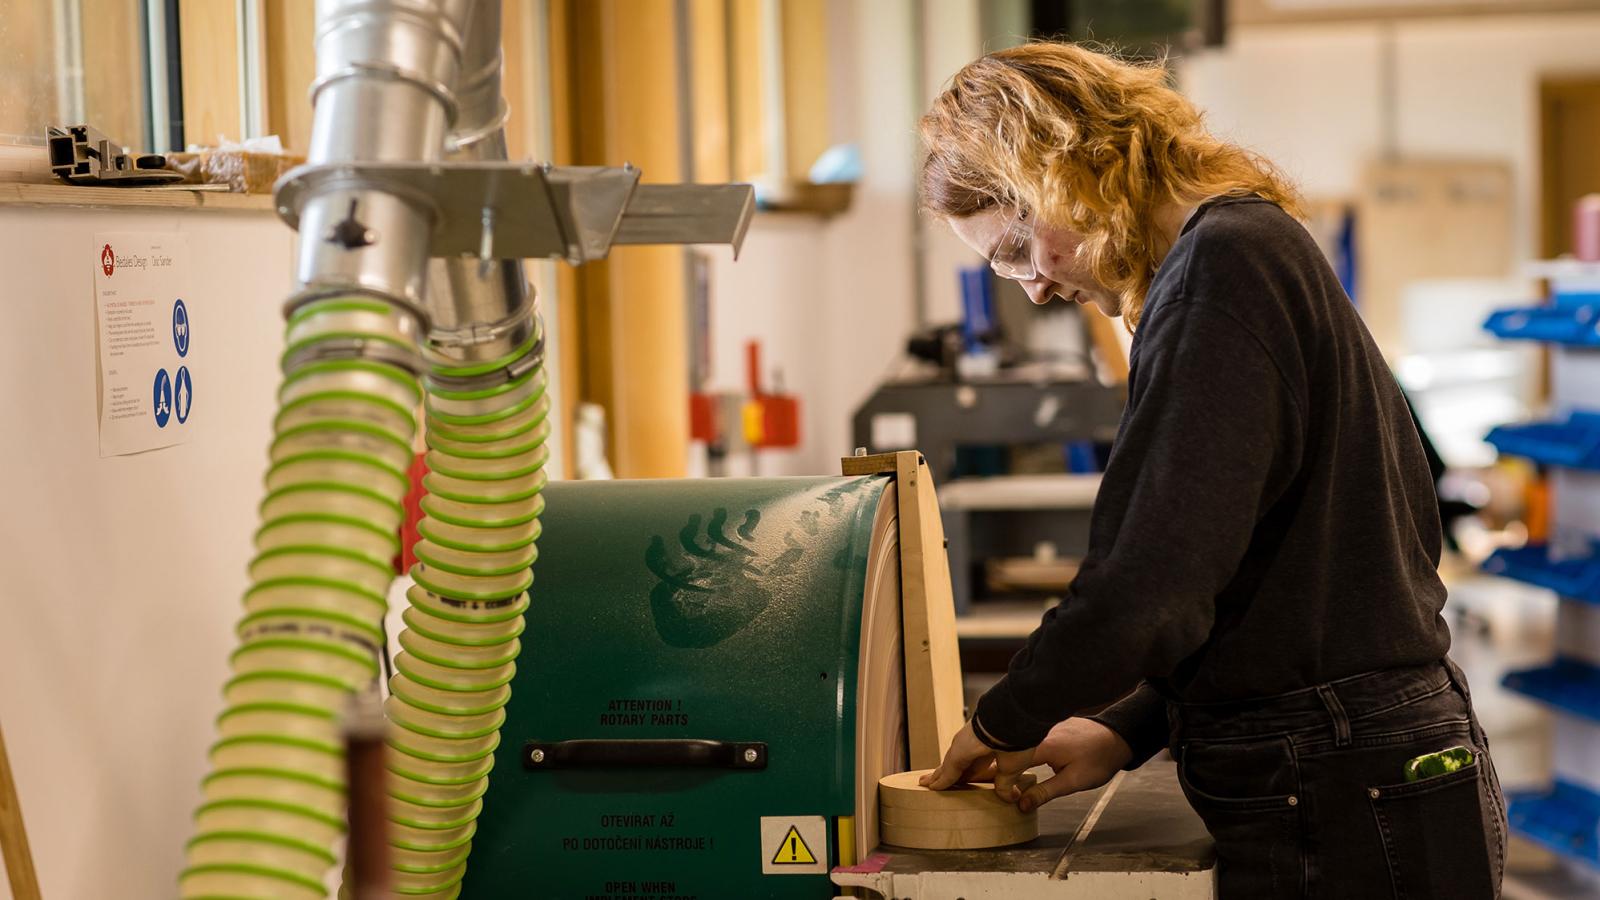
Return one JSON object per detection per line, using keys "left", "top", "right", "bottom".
{"left": 93, "top": 233, "right": 196, "bottom": 456}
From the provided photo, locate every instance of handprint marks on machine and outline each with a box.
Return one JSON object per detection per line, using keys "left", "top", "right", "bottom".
{"left": 646, "top": 507, "right": 793, "bottom": 648}
{"left": 643, "top": 482, "right": 876, "bottom": 647}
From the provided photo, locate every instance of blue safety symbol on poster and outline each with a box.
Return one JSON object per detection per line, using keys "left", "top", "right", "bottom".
{"left": 172, "top": 298, "right": 190, "bottom": 358}
{"left": 153, "top": 368, "right": 172, "bottom": 428}
{"left": 175, "top": 366, "right": 193, "bottom": 424}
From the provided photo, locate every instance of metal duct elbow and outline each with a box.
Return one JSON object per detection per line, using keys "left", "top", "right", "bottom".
{"left": 293, "top": 0, "right": 478, "bottom": 315}
{"left": 424, "top": 0, "right": 541, "bottom": 367}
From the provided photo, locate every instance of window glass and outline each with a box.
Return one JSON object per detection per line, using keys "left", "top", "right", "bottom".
{"left": 0, "top": 0, "right": 150, "bottom": 150}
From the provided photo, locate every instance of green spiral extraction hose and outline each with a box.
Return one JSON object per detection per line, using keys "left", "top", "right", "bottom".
{"left": 180, "top": 297, "right": 424, "bottom": 900}
{"left": 384, "top": 326, "right": 550, "bottom": 898}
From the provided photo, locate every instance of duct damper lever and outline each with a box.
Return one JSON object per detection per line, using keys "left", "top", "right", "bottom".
{"left": 273, "top": 162, "right": 755, "bottom": 265}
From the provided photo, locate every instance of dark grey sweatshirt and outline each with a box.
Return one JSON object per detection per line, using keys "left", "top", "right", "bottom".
{"left": 972, "top": 196, "right": 1450, "bottom": 762}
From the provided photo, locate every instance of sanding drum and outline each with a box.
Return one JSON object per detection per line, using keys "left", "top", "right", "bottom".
{"left": 878, "top": 770, "right": 1039, "bottom": 850}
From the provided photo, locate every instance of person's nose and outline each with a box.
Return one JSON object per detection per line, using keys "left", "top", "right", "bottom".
{"left": 1021, "top": 278, "right": 1053, "bottom": 305}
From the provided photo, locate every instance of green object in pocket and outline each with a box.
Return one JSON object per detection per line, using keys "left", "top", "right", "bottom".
{"left": 1403, "top": 745, "right": 1475, "bottom": 782}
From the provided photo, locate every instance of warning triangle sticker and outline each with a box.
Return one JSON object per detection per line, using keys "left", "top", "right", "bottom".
{"left": 770, "top": 825, "right": 818, "bottom": 865}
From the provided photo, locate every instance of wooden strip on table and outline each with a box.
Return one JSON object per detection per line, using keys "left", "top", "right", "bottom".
{"left": 1052, "top": 769, "right": 1126, "bottom": 880}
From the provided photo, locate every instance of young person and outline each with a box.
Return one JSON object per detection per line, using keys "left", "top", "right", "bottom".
{"left": 917, "top": 42, "right": 1506, "bottom": 898}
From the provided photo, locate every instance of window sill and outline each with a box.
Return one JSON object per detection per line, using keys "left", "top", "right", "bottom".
{"left": 0, "top": 181, "right": 275, "bottom": 213}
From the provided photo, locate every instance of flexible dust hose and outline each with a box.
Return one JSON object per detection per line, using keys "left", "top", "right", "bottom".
{"left": 384, "top": 329, "right": 550, "bottom": 899}
{"left": 179, "top": 297, "right": 423, "bottom": 900}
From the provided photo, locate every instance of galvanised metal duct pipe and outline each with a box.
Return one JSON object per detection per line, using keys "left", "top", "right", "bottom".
{"left": 294, "top": 0, "right": 477, "bottom": 316}
{"left": 425, "top": 0, "right": 539, "bottom": 365}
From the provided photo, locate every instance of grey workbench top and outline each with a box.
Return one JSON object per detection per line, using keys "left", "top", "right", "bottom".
{"left": 868, "top": 759, "right": 1215, "bottom": 878}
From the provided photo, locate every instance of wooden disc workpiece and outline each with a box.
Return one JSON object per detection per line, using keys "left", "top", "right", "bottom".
{"left": 877, "top": 769, "right": 1040, "bottom": 849}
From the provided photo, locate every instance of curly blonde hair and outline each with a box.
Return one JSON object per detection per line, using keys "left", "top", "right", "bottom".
{"left": 920, "top": 42, "right": 1303, "bottom": 328}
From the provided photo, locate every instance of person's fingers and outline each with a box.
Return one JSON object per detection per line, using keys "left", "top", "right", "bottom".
{"left": 993, "top": 769, "right": 1021, "bottom": 802}
{"left": 922, "top": 744, "right": 979, "bottom": 790}
{"left": 922, "top": 756, "right": 965, "bottom": 790}
{"left": 1018, "top": 765, "right": 1093, "bottom": 813}
{"left": 968, "top": 758, "right": 999, "bottom": 783}
{"left": 958, "top": 755, "right": 995, "bottom": 785}
{"left": 991, "top": 749, "right": 1033, "bottom": 802}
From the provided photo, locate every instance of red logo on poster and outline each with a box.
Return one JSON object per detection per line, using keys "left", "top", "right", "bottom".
{"left": 101, "top": 244, "right": 115, "bottom": 277}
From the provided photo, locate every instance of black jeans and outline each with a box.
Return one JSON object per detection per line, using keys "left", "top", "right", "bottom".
{"left": 1170, "top": 659, "right": 1507, "bottom": 899}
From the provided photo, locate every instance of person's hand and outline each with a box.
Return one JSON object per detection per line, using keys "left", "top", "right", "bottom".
{"left": 1017, "top": 717, "right": 1133, "bottom": 812}
{"left": 919, "top": 721, "right": 1036, "bottom": 803}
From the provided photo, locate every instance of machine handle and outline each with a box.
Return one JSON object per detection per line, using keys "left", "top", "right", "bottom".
{"left": 523, "top": 739, "right": 768, "bottom": 770}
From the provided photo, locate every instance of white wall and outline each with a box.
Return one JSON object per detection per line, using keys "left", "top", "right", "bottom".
{"left": 704, "top": 0, "right": 988, "bottom": 476}
{"left": 702, "top": 218, "right": 832, "bottom": 475}
{"left": 1179, "top": 11, "right": 1600, "bottom": 263}
{"left": 705, "top": 0, "right": 929, "bottom": 475}
{"left": 918, "top": 0, "right": 986, "bottom": 327}
{"left": 0, "top": 202, "right": 571, "bottom": 899}
{"left": 0, "top": 207, "right": 291, "bottom": 899}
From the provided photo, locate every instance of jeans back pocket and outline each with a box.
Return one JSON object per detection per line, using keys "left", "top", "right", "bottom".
{"left": 1368, "top": 751, "right": 1497, "bottom": 900}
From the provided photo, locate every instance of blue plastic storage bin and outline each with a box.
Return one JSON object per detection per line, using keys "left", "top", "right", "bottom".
{"left": 1481, "top": 543, "right": 1600, "bottom": 604}
{"left": 1502, "top": 658, "right": 1600, "bottom": 724}
{"left": 1484, "top": 302, "right": 1600, "bottom": 346}
{"left": 1486, "top": 411, "right": 1600, "bottom": 470}
{"left": 1507, "top": 780, "right": 1600, "bottom": 869}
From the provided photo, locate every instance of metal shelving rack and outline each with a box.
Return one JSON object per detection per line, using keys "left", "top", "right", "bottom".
{"left": 1482, "top": 260, "right": 1600, "bottom": 872}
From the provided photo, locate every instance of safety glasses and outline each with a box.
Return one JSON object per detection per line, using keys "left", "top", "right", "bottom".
{"left": 989, "top": 209, "right": 1036, "bottom": 281}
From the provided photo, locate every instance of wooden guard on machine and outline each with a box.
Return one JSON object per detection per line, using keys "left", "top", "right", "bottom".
{"left": 841, "top": 450, "right": 965, "bottom": 770}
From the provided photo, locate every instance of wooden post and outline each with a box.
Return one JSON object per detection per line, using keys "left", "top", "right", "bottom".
{"left": 687, "top": 0, "right": 733, "bottom": 184}
{"left": 263, "top": 0, "right": 316, "bottom": 154}
{"left": 843, "top": 450, "right": 966, "bottom": 769}
{"left": 0, "top": 721, "right": 42, "bottom": 900}
{"left": 779, "top": 0, "right": 829, "bottom": 183}
{"left": 554, "top": 0, "right": 692, "bottom": 478}
{"left": 179, "top": 0, "right": 244, "bottom": 146}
